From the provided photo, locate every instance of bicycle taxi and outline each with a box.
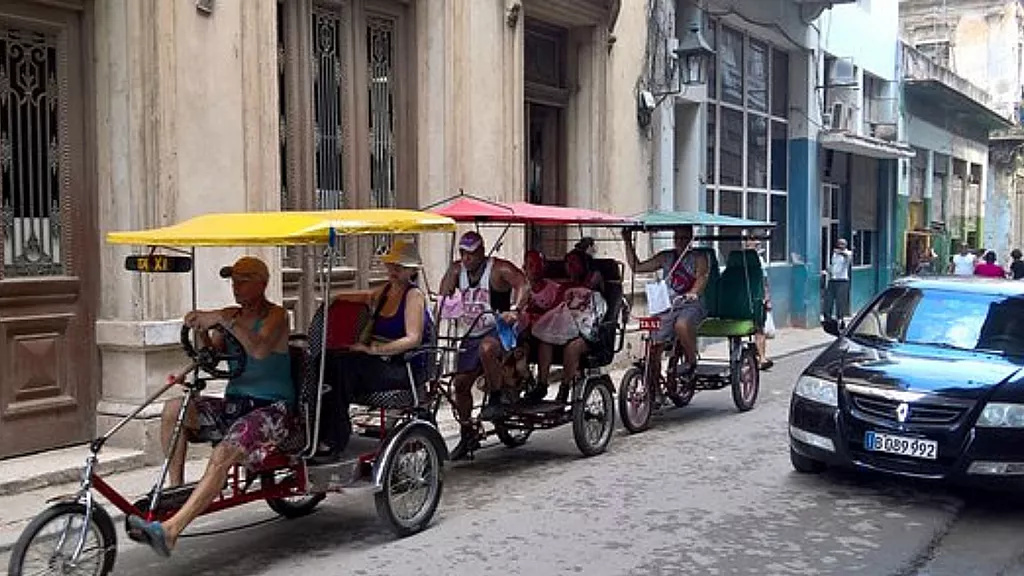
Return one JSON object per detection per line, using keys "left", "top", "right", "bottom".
{"left": 618, "top": 209, "right": 774, "bottom": 433}
{"left": 9, "top": 209, "right": 455, "bottom": 576}
{"left": 422, "top": 194, "right": 632, "bottom": 459}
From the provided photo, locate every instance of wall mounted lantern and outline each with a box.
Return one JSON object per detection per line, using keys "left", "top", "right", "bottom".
{"left": 675, "top": 20, "right": 715, "bottom": 87}
{"left": 637, "top": 19, "right": 714, "bottom": 129}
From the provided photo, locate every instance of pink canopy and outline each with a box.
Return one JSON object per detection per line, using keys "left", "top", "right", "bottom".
{"left": 429, "top": 195, "right": 634, "bottom": 226}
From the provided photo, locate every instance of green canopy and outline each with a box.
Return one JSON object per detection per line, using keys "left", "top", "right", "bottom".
{"left": 626, "top": 209, "right": 774, "bottom": 230}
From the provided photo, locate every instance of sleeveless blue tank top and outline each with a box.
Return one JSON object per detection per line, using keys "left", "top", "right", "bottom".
{"left": 225, "top": 317, "right": 295, "bottom": 406}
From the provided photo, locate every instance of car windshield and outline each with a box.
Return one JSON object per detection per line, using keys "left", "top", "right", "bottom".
{"left": 848, "top": 287, "right": 1024, "bottom": 356}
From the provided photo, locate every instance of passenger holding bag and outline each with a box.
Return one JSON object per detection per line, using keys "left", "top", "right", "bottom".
{"left": 530, "top": 250, "right": 607, "bottom": 404}
{"left": 622, "top": 226, "right": 710, "bottom": 380}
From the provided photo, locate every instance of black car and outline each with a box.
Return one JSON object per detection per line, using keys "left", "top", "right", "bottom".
{"left": 788, "top": 277, "right": 1024, "bottom": 488}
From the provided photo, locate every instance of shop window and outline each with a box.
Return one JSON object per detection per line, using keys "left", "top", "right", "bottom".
{"left": 707, "top": 30, "right": 789, "bottom": 264}
{"left": 747, "top": 39, "right": 768, "bottom": 112}
{"left": 719, "top": 107, "right": 743, "bottom": 186}
{"left": 853, "top": 230, "right": 874, "bottom": 266}
{"left": 747, "top": 114, "right": 768, "bottom": 188}
{"left": 720, "top": 26, "right": 743, "bottom": 106}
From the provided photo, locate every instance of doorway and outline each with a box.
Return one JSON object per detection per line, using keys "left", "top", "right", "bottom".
{"left": 820, "top": 182, "right": 843, "bottom": 272}
{"left": 525, "top": 103, "right": 565, "bottom": 254}
{"left": 0, "top": 4, "right": 96, "bottom": 458}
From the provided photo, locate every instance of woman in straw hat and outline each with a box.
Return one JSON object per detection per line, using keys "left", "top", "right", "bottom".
{"left": 315, "top": 239, "right": 433, "bottom": 462}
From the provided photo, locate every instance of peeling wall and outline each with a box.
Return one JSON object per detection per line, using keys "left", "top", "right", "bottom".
{"left": 984, "top": 166, "right": 1016, "bottom": 258}
{"left": 900, "top": 0, "right": 1022, "bottom": 121}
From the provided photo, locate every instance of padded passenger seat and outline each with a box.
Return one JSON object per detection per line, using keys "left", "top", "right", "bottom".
{"left": 698, "top": 248, "right": 764, "bottom": 338}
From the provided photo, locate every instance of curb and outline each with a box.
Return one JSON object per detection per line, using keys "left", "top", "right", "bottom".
{"left": 0, "top": 451, "right": 148, "bottom": 499}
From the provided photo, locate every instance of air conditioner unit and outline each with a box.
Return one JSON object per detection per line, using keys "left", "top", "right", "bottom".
{"left": 821, "top": 112, "right": 833, "bottom": 130}
{"left": 828, "top": 57, "right": 857, "bottom": 86}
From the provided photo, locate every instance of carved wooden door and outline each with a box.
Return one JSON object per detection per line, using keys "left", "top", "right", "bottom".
{"left": 0, "top": 3, "right": 94, "bottom": 458}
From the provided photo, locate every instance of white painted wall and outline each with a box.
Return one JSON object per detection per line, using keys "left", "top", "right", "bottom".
{"left": 817, "top": 0, "right": 899, "bottom": 80}
{"left": 905, "top": 116, "right": 989, "bottom": 165}
{"left": 950, "top": 2, "right": 1022, "bottom": 121}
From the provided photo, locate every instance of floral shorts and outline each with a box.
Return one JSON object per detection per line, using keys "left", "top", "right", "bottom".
{"left": 191, "top": 396, "right": 294, "bottom": 469}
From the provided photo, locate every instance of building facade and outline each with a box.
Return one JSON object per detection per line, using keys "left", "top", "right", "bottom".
{"left": 0, "top": 0, "right": 651, "bottom": 460}
{"left": 653, "top": 0, "right": 860, "bottom": 328}
{"left": 0, "top": 0, "right": 867, "bottom": 460}
{"left": 897, "top": 41, "right": 1010, "bottom": 278}
{"left": 813, "top": 0, "right": 914, "bottom": 313}
{"left": 900, "top": 0, "right": 1024, "bottom": 266}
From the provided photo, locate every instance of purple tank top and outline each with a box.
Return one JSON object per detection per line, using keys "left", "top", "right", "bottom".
{"left": 373, "top": 285, "right": 411, "bottom": 341}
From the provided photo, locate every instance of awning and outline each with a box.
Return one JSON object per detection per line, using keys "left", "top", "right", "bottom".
{"left": 427, "top": 196, "right": 516, "bottom": 221}
{"left": 106, "top": 209, "right": 456, "bottom": 247}
{"left": 426, "top": 195, "right": 634, "bottom": 226}
{"left": 820, "top": 131, "right": 917, "bottom": 160}
{"left": 904, "top": 79, "right": 1014, "bottom": 133}
{"left": 627, "top": 209, "right": 774, "bottom": 230}
{"left": 505, "top": 202, "right": 634, "bottom": 225}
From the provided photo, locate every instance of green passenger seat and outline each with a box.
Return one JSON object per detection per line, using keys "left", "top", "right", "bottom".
{"left": 698, "top": 248, "right": 764, "bottom": 338}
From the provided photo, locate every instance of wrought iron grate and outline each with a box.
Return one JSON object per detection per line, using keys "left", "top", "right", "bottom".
{"left": 0, "top": 26, "right": 64, "bottom": 278}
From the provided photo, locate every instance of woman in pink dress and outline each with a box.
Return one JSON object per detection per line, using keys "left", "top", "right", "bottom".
{"left": 974, "top": 251, "right": 1007, "bottom": 278}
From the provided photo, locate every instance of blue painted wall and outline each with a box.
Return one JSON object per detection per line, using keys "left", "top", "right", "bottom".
{"left": 766, "top": 265, "right": 794, "bottom": 326}
{"left": 877, "top": 158, "right": 896, "bottom": 288}
{"left": 850, "top": 268, "right": 876, "bottom": 314}
{"left": 786, "top": 137, "right": 821, "bottom": 328}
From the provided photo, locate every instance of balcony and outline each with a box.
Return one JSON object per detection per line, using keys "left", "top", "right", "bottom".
{"left": 900, "top": 40, "right": 1013, "bottom": 139}
{"left": 819, "top": 61, "right": 916, "bottom": 160}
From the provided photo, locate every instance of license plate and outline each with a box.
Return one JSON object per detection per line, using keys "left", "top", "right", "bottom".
{"left": 863, "top": 431, "right": 938, "bottom": 460}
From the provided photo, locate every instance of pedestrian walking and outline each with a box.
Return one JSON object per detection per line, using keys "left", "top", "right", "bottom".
{"left": 1010, "top": 249, "right": 1024, "bottom": 280}
{"left": 823, "top": 238, "right": 853, "bottom": 323}
{"left": 949, "top": 244, "right": 976, "bottom": 276}
{"left": 745, "top": 236, "right": 774, "bottom": 370}
{"left": 915, "top": 244, "right": 937, "bottom": 276}
{"left": 974, "top": 251, "right": 1007, "bottom": 278}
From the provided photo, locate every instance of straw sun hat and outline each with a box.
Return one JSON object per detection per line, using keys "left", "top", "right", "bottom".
{"left": 379, "top": 239, "right": 423, "bottom": 268}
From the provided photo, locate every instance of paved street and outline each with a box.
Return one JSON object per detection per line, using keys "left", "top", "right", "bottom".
{"left": 10, "top": 348, "right": 1024, "bottom": 575}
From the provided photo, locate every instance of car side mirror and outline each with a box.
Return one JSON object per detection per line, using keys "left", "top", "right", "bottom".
{"left": 822, "top": 318, "right": 842, "bottom": 337}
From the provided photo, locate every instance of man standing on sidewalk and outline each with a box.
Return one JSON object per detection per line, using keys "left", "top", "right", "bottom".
{"left": 949, "top": 244, "right": 977, "bottom": 276}
{"left": 823, "top": 238, "right": 853, "bottom": 323}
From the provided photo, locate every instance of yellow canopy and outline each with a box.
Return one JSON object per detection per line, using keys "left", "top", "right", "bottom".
{"left": 106, "top": 209, "right": 457, "bottom": 247}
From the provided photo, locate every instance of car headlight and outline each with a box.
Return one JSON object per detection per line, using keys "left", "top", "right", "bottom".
{"left": 794, "top": 375, "right": 838, "bottom": 407}
{"left": 976, "top": 403, "right": 1024, "bottom": 428}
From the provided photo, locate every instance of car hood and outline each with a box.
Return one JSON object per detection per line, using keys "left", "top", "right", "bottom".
{"left": 815, "top": 338, "right": 1024, "bottom": 400}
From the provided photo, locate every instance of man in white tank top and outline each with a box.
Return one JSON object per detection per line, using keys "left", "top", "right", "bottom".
{"left": 439, "top": 231, "right": 528, "bottom": 460}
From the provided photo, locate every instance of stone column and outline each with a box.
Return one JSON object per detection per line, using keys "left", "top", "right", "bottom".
{"left": 93, "top": 0, "right": 281, "bottom": 461}
{"left": 923, "top": 149, "right": 934, "bottom": 227}
{"left": 786, "top": 49, "right": 821, "bottom": 328}
{"left": 986, "top": 140, "right": 1020, "bottom": 262}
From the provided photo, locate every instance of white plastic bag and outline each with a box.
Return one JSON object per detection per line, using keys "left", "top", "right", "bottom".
{"left": 764, "top": 309, "right": 777, "bottom": 339}
{"left": 532, "top": 304, "right": 580, "bottom": 345}
{"left": 532, "top": 288, "right": 607, "bottom": 345}
{"left": 645, "top": 280, "right": 672, "bottom": 315}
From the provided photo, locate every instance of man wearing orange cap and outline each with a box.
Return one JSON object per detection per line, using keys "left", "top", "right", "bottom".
{"left": 127, "top": 255, "right": 294, "bottom": 558}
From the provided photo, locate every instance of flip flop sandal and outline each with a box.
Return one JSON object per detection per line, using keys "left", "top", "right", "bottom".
{"left": 126, "top": 515, "right": 172, "bottom": 558}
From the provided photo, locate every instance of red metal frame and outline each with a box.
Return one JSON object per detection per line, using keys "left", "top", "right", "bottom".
{"left": 86, "top": 389, "right": 402, "bottom": 524}
{"left": 91, "top": 458, "right": 309, "bottom": 523}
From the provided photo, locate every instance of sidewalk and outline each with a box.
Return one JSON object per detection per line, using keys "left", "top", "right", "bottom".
{"left": 0, "top": 326, "right": 831, "bottom": 553}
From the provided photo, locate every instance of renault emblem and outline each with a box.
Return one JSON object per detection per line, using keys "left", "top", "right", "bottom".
{"left": 896, "top": 402, "right": 910, "bottom": 423}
